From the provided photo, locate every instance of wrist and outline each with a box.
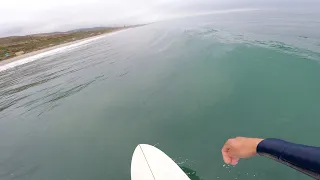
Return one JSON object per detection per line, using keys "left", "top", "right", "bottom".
{"left": 252, "top": 138, "right": 264, "bottom": 155}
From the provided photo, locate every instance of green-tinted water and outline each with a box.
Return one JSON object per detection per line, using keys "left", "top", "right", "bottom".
{"left": 1, "top": 10, "right": 320, "bottom": 180}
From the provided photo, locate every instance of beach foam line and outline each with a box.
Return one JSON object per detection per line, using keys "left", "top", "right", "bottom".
{"left": 0, "top": 30, "right": 126, "bottom": 72}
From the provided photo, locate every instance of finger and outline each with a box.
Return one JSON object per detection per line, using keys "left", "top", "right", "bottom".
{"left": 230, "top": 157, "right": 240, "bottom": 166}
{"left": 222, "top": 150, "right": 232, "bottom": 164}
{"left": 221, "top": 145, "right": 232, "bottom": 164}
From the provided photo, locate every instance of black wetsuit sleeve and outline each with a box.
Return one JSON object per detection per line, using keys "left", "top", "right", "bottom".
{"left": 257, "top": 139, "right": 320, "bottom": 179}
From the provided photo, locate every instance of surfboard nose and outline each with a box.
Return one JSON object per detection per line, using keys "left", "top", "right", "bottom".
{"left": 131, "top": 144, "right": 190, "bottom": 180}
{"left": 131, "top": 144, "right": 155, "bottom": 180}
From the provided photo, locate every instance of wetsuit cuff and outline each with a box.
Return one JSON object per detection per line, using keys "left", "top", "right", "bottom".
{"left": 257, "top": 138, "right": 288, "bottom": 158}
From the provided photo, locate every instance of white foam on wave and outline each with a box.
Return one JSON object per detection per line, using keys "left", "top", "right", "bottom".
{"left": 0, "top": 30, "right": 126, "bottom": 72}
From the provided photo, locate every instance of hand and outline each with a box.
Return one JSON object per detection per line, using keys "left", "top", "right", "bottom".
{"left": 221, "top": 137, "right": 264, "bottom": 165}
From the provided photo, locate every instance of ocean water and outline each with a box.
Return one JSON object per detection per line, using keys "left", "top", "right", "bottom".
{"left": 1, "top": 9, "right": 320, "bottom": 180}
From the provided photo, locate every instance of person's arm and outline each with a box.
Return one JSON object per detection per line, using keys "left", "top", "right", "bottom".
{"left": 258, "top": 138, "right": 320, "bottom": 179}
{"left": 221, "top": 137, "right": 320, "bottom": 179}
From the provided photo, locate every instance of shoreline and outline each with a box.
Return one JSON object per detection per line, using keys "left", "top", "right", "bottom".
{"left": 0, "top": 28, "right": 128, "bottom": 71}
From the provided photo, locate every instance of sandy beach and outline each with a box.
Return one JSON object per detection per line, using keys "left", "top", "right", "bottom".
{"left": 0, "top": 29, "right": 126, "bottom": 70}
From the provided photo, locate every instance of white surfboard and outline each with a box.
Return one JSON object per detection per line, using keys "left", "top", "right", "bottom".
{"left": 131, "top": 144, "right": 190, "bottom": 180}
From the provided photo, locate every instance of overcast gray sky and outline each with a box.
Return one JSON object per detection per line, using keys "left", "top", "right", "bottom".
{"left": 0, "top": 0, "right": 319, "bottom": 37}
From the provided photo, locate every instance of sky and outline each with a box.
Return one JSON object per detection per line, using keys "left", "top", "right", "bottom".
{"left": 0, "top": 0, "right": 319, "bottom": 37}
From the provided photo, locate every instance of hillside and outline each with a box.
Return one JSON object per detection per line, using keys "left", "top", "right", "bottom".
{"left": 0, "top": 27, "right": 127, "bottom": 61}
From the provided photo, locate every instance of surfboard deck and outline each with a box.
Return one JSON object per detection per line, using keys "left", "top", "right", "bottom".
{"left": 131, "top": 144, "right": 190, "bottom": 180}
